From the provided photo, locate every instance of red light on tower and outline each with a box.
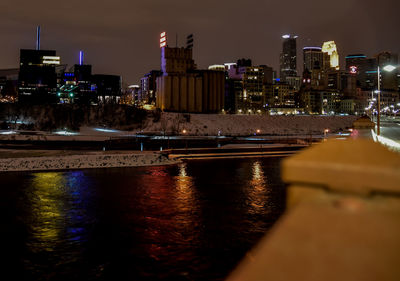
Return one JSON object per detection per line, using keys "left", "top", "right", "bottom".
{"left": 160, "top": 32, "right": 167, "bottom": 48}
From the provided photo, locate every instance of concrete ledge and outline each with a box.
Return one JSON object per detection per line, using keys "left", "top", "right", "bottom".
{"left": 227, "top": 139, "right": 400, "bottom": 281}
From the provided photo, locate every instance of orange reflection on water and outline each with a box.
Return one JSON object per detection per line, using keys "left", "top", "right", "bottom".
{"left": 138, "top": 163, "right": 200, "bottom": 261}
{"left": 247, "top": 160, "right": 268, "bottom": 214}
{"left": 175, "top": 163, "right": 195, "bottom": 213}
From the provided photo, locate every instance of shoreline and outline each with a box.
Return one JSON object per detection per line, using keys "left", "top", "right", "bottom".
{"left": 0, "top": 151, "right": 179, "bottom": 172}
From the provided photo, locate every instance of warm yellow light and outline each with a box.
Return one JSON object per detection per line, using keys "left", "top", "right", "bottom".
{"left": 322, "top": 41, "right": 339, "bottom": 69}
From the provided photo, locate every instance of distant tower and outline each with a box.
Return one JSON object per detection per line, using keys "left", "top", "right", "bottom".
{"left": 322, "top": 41, "right": 339, "bottom": 70}
{"left": 279, "top": 34, "right": 298, "bottom": 81}
{"left": 36, "top": 26, "right": 41, "bottom": 50}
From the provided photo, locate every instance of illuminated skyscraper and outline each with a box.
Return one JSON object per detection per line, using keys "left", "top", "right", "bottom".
{"left": 322, "top": 41, "right": 339, "bottom": 70}
{"left": 279, "top": 34, "right": 297, "bottom": 81}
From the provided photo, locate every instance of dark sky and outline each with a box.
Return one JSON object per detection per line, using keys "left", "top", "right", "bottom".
{"left": 0, "top": 0, "right": 399, "bottom": 85}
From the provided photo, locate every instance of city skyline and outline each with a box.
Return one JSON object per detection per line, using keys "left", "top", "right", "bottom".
{"left": 0, "top": 0, "right": 399, "bottom": 84}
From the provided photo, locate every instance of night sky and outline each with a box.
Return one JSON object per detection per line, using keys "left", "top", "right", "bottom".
{"left": 0, "top": 0, "right": 399, "bottom": 85}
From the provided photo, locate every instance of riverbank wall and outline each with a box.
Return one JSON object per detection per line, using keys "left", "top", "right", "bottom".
{"left": 0, "top": 152, "right": 178, "bottom": 172}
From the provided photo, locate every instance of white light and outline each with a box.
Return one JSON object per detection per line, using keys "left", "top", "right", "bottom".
{"left": 371, "top": 129, "right": 400, "bottom": 150}
{"left": 42, "top": 56, "right": 60, "bottom": 60}
{"left": 54, "top": 130, "right": 79, "bottom": 136}
{"left": 94, "top": 128, "right": 120, "bottom": 133}
{"left": 160, "top": 32, "right": 166, "bottom": 37}
{"left": 282, "top": 34, "right": 290, "bottom": 39}
{"left": 43, "top": 60, "right": 60, "bottom": 65}
{"left": 0, "top": 130, "right": 16, "bottom": 135}
{"left": 383, "top": 65, "right": 396, "bottom": 72}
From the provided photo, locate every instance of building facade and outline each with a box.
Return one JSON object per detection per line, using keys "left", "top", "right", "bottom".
{"left": 280, "top": 35, "right": 298, "bottom": 81}
{"left": 18, "top": 49, "right": 60, "bottom": 103}
{"left": 156, "top": 46, "right": 224, "bottom": 113}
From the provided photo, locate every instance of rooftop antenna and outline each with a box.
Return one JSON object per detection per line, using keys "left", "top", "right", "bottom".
{"left": 36, "top": 26, "right": 41, "bottom": 50}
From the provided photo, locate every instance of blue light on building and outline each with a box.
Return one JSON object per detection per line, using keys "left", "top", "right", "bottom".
{"left": 79, "top": 51, "right": 84, "bottom": 65}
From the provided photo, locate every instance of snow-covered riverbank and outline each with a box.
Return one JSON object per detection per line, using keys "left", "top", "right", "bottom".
{"left": 1, "top": 114, "right": 359, "bottom": 140}
{"left": 0, "top": 152, "right": 178, "bottom": 172}
{"left": 143, "top": 113, "right": 358, "bottom": 136}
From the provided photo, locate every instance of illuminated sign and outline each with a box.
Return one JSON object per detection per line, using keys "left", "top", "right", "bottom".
{"left": 350, "top": 66, "right": 357, "bottom": 74}
{"left": 160, "top": 32, "right": 167, "bottom": 48}
{"left": 43, "top": 60, "right": 60, "bottom": 65}
{"left": 42, "top": 56, "right": 60, "bottom": 65}
{"left": 43, "top": 56, "right": 60, "bottom": 60}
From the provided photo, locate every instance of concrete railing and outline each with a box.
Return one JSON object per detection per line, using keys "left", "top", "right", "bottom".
{"left": 227, "top": 139, "right": 400, "bottom": 281}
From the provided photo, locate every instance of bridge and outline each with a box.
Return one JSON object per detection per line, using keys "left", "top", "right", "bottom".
{"left": 227, "top": 138, "right": 400, "bottom": 281}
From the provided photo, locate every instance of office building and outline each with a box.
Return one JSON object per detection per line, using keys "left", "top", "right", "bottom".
{"left": 345, "top": 54, "right": 377, "bottom": 90}
{"left": 303, "top": 47, "right": 323, "bottom": 72}
{"left": 140, "top": 70, "right": 162, "bottom": 104}
{"left": 0, "top": 68, "right": 19, "bottom": 102}
{"left": 226, "top": 62, "right": 273, "bottom": 114}
{"left": 322, "top": 41, "right": 339, "bottom": 70}
{"left": 92, "top": 74, "right": 122, "bottom": 103}
{"left": 280, "top": 35, "right": 298, "bottom": 81}
{"left": 376, "top": 52, "right": 398, "bottom": 91}
{"left": 264, "top": 82, "right": 296, "bottom": 110}
{"left": 18, "top": 49, "right": 60, "bottom": 103}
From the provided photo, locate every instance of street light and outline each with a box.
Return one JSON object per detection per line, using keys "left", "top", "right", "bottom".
{"left": 376, "top": 64, "right": 398, "bottom": 135}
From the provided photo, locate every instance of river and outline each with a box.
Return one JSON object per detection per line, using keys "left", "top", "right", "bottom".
{"left": 1, "top": 157, "right": 286, "bottom": 280}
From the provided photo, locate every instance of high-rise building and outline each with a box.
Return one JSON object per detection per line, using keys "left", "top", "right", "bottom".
{"left": 302, "top": 47, "right": 325, "bottom": 90}
{"left": 345, "top": 54, "right": 377, "bottom": 90}
{"left": 376, "top": 51, "right": 398, "bottom": 91}
{"left": 225, "top": 61, "right": 274, "bottom": 114}
{"left": 280, "top": 35, "right": 297, "bottom": 81}
{"left": 303, "top": 47, "right": 323, "bottom": 72}
{"left": 322, "top": 41, "right": 339, "bottom": 70}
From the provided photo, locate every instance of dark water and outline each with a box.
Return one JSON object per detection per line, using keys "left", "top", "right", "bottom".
{"left": 1, "top": 157, "right": 286, "bottom": 280}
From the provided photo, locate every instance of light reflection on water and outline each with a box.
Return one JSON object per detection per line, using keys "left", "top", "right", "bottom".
{"left": 29, "top": 172, "right": 65, "bottom": 252}
{"left": 3, "top": 157, "right": 285, "bottom": 280}
{"left": 248, "top": 160, "right": 268, "bottom": 213}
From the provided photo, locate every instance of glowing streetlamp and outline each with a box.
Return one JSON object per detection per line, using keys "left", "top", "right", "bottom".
{"left": 324, "top": 129, "right": 329, "bottom": 140}
{"left": 376, "top": 64, "right": 398, "bottom": 135}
